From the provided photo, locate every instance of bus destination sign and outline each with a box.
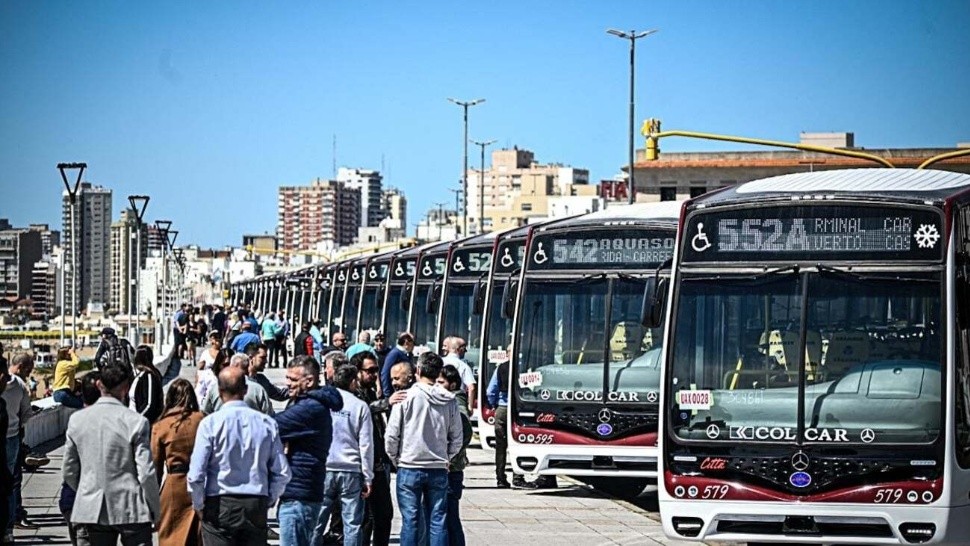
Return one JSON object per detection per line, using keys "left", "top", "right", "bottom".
{"left": 495, "top": 242, "right": 525, "bottom": 274}
{"left": 391, "top": 258, "right": 416, "bottom": 281}
{"left": 418, "top": 255, "right": 447, "bottom": 279}
{"left": 449, "top": 248, "right": 492, "bottom": 277}
{"left": 682, "top": 205, "right": 944, "bottom": 262}
{"left": 530, "top": 233, "right": 675, "bottom": 270}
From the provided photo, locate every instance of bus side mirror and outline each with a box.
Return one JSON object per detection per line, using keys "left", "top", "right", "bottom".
{"left": 641, "top": 277, "right": 668, "bottom": 328}
{"left": 472, "top": 280, "right": 486, "bottom": 316}
{"left": 400, "top": 284, "right": 412, "bottom": 311}
{"left": 501, "top": 279, "right": 519, "bottom": 320}
{"left": 426, "top": 282, "right": 442, "bottom": 314}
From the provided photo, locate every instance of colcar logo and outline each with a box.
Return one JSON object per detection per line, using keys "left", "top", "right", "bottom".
{"left": 597, "top": 408, "right": 612, "bottom": 423}
{"left": 791, "top": 451, "right": 810, "bottom": 472}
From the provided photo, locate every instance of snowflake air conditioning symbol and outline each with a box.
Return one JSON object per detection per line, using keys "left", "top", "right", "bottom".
{"left": 913, "top": 224, "right": 940, "bottom": 249}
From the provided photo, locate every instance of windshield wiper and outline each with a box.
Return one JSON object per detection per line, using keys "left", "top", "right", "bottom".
{"left": 687, "top": 265, "right": 800, "bottom": 284}
{"left": 816, "top": 264, "right": 938, "bottom": 284}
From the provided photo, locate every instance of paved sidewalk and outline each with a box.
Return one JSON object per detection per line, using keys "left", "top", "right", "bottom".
{"left": 16, "top": 363, "right": 710, "bottom": 546}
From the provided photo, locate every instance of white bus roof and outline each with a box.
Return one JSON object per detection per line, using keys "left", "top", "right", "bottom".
{"left": 736, "top": 168, "right": 970, "bottom": 195}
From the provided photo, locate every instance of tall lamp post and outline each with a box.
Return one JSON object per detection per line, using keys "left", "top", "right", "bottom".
{"left": 606, "top": 28, "right": 657, "bottom": 204}
{"left": 470, "top": 139, "right": 496, "bottom": 234}
{"left": 155, "top": 219, "right": 172, "bottom": 351}
{"left": 58, "top": 162, "right": 86, "bottom": 347}
{"left": 447, "top": 98, "right": 485, "bottom": 235}
{"left": 127, "top": 195, "right": 150, "bottom": 344}
{"left": 166, "top": 229, "right": 179, "bottom": 347}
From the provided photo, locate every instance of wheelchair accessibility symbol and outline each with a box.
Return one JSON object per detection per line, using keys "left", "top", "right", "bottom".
{"left": 453, "top": 257, "right": 465, "bottom": 273}
{"left": 369, "top": 268, "right": 377, "bottom": 279}
{"left": 422, "top": 261, "right": 433, "bottom": 276}
{"left": 500, "top": 248, "right": 514, "bottom": 268}
{"left": 533, "top": 243, "right": 548, "bottom": 264}
{"left": 691, "top": 223, "right": 712, "bottom": 253}
{"left": 395, "top": 263, "right": 405, "bottom": 276}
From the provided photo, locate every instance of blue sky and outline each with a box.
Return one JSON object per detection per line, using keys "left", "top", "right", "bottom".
{"left": 1, "top": 1, "right": 968, "bottom": 248}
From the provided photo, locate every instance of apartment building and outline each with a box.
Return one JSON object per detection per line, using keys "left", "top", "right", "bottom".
{"left": 277, "top": 178, "right": 361, "bottom": 256}
{"left": 62, "top": 182, "right": 112, "bottom": 312}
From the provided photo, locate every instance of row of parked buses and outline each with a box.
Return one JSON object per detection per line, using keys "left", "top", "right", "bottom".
{"left": 232, "top": 167, "right": 970, "bottom": 545}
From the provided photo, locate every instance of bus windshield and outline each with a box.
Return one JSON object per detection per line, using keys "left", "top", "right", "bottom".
{"left": 343, "top": 287, "right": 361, "bottom": 340}
{"left": 413, "top": 284, "right": 438, "bottom": 353}
{"left": 668, "top": 270, "right": 942, "bottom": 446}
{"left": 441, "top": 283, "right": 483, "bottom": 373}
{"left": 359, "top": 286, "right": 382, "bottom": 333}
{"left": 516, "top": 276, "right": 663, "bottom": 404}
{"left": 384, "top": 285, "right": 407, "bottom": 338}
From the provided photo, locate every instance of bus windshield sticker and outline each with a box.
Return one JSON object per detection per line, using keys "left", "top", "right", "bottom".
{"left": 518, "top": 371, "right": 543, "bottom": 389}
{"left": 729, "top": 426, "right": 849, "bottom": 442}
{"left": 530, "top": 233, "right": 675, "bottom": 270}
{"left": 487, "top": 349, "right": 509, "bottom": 363}
{"left": 682, "top": 205, "right": 944, "bottom": 262}
{"left": 677, "top": 389, "right": 712, "bottom": 410}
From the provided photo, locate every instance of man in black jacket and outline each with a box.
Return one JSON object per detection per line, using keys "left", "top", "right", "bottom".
{"left": 350, "top": 352, "right": 396, "bottom": 546}
{"left": 274, "top": 356, "right": 343, "bottom": 546}
{"left": 294, "top": 322, "right": 314, "bottom": 358}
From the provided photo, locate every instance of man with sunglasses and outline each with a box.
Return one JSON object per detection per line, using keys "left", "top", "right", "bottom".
{"left": 350, "top": 352, "right": 396, "bottom": 546}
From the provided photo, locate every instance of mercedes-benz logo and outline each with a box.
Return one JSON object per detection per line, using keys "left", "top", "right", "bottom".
{"left": 860, "top": 428, "right": 876, "bottom": 443}
{"left": 597, "top": 408, "right": 612, "bottom": 423}
{"left": 791, "top": 451, "right": 810, "bottom": 471}
{"left": 646, "top": 391, "right": 659, "bottom": 403}
{"left": 706, "top": 424, "right": 720, "bottom": 440}
{"left": 539, "top": 389, "right": 551, "bottom": 401}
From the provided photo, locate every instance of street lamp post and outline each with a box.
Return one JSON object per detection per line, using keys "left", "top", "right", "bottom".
{"left": 607, "top": 28, "right": 657, "bottom": 204}
{"left": 470, "top": 139, "right": 496, "bottom": 234}
{"left": 127, "top": 195, "right": 150, "bottom": 344}
{"left": 433, "top": 202, "right": 446, "bottom": 241}
{"left": 155, "top": 220, "right": 172, "bottom": 351}
{"left": 166, "top": 229, "right": 179, "bottom": 346}
{"left": 58, "top": 162, "right": 86, "bottom": 347}
{"left": 447, "top": 98, "right": 485, "bottom": 235}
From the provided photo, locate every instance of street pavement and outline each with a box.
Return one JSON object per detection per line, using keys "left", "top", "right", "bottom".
{"left": 17, "top": 361, "right": 712, "bottom": 546}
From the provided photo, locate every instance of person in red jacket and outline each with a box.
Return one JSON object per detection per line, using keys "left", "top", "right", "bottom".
{"left": 293, "top": 322, "right": 315, "bottom": 358}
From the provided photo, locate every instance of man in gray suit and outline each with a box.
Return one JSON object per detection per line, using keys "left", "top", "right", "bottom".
{"left": 63, "top": 361, "right": 160, "bottom": 546}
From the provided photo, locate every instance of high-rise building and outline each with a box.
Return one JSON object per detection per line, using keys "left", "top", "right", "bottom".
{"left": 381, "top": 188, "right": 407, "bottom": 232}
{"left": 110, "top": 209, "right": 149, "bottom": 315}
{"left": 146, "top": 224, "right": 166, "bottom": 254}
{"left": 28, "top": 224, "right": 60, "bottom": 256}
{"left": 337, "top": 168, "right": 384, "bottom": 228}
{"left": 277, "top": 178, "right": 361, "bottom": 256}
{"left": 30, "top": 255, "right": 60, "bottom": 319}
{"left": 0, "top": 227, "right": 43, "bottom": 300}
{"left": 466, "top": 147, "right": 596, "bottom": 233}
{"left": 62, "top": 182, "right": 112, "bottom": 313}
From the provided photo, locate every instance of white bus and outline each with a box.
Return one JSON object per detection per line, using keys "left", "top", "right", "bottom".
{"left": 507, "top": 202, "right": 680, "bottom": 496}
{"left": 653, "top": 168, "right": 970, "bottom": 544}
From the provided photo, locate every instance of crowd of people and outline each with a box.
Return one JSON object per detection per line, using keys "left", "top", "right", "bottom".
{"left": 0, "top": 302, "right": 531, "bottom": 546}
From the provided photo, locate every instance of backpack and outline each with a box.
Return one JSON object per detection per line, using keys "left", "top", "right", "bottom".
{"left": 99, "top": 335, "right": 135, "bottom": 371}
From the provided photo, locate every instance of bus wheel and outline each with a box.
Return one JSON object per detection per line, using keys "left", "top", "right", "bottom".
{"left": 584, "top": 477, "right": 648, "bottom": 499}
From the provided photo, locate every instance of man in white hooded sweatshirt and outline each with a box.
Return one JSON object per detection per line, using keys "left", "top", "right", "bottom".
{"left": 385, "top": 352, "right": 462, "bottom": 546}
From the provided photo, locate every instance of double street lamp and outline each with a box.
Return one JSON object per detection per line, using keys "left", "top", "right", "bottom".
{"left": 57, "top": 162, "right": 86, "bottom": 347}
{"left": 470, "top": 139, "right": 496, "bottom": 234}
{"left": 447, "top": 97, "right": 485, "bottom": 235}
{"left": 606, "top": 28, "right": 657, "bottom": 204}
{"left": 127, "top": 195, "right": 150, "bottom": 344}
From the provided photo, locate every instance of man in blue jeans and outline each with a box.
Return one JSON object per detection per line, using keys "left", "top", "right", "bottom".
{"left": 312, "top": 363, "right": 374, "bottom": 545}
{"left": 385, "top": 352, "right": 463, "bottom": 546}
{"left": 274, "top": 356, "right": 343, "bottom": 546}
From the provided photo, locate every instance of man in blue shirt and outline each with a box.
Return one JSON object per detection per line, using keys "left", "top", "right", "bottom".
{"left": 188, "top": 366, "right": 291, "bottom": 545}
{"left": 230, "top": 321, "right": 261, "bottom": 354}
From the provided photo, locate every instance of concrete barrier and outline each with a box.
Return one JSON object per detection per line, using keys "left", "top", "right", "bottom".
{"left": 24, "top": 397, "right": 76, "bottom": 449}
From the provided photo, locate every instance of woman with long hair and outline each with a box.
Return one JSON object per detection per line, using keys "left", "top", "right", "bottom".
{"left": 52, "top": 346, "right": 82, "bottom": 409}
{"left": 150, "top": 379, "right": 203, "bottom": 546}
{"left": 197, "top": 331, "right": 222, "bottom": 372}
{"left": 129, "top": 345, "right": 164, "bottom": 424}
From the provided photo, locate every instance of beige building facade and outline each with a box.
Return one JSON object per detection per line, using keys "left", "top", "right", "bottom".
{"left": 467, "top": 147, "right": 597, "bottom": 233}
{"left": 277, "top": 178, "right": 361, "bottom": 257}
